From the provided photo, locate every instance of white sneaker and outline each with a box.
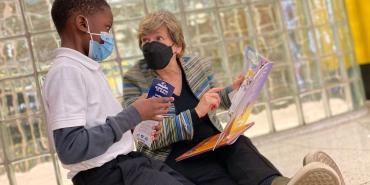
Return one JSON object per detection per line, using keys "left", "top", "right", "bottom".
{"left": 288, "top": 162, "right": 341, "bottom": 185}
{"left": 303, "top": 151, "right": 345, "bottom": 185}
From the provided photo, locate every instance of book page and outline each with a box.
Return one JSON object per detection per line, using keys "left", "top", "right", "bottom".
{"left": 215, "top": 47, "right": 273, "bottom": 148}
{"left": 176, "top": 47, "right": 273, "bottom": 161}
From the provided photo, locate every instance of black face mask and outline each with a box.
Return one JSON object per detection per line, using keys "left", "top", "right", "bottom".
{"left": 142, "top": 42, "right": 174, "bottom": 70}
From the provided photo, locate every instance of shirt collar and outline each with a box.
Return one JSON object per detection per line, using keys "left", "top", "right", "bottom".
{"left": 54, "top": 47, "right": 100, "bottom": 71}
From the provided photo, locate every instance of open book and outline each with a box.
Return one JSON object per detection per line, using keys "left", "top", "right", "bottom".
{"left": 176, "top": 47, "right": 273, "bottom": 161}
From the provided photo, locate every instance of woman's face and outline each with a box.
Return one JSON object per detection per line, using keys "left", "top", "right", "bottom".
{"left": 141, "top": 25, "right": 182, "bottom": 54}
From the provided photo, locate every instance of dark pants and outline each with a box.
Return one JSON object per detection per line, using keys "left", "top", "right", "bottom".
{"left": 165, "top": 136, "right": 281, "bottom": 185}
{"left": 72, "top": 152, "right": 194, "bottom": 185}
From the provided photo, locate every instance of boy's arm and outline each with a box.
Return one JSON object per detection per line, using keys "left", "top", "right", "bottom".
{"left": 44, "top": 66, "right": 143, "bottom": 164}
{"left": 53, "top": 105, "right": 141, "bottom": 164}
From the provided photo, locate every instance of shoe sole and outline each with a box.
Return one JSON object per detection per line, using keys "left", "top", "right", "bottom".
{"left": 304, "top": 151, "right": 344, "bottom": 184}
{"left": 288, "top": 162, "right": 340, "bottom": 185}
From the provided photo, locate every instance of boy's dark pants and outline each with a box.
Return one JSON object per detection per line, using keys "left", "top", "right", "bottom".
{"left": 72, "top": 152, "right": 194, "bottom": 185}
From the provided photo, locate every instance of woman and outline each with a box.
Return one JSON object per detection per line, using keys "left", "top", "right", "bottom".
{"left": 123, "top": 11, "right": 343, "bottom": 185}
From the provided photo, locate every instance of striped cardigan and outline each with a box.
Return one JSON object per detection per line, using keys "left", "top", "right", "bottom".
{"left": 123, "top": 55, "right": 233, "bottom": 161}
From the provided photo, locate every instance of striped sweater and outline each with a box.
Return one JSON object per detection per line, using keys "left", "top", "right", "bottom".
{"left": 123, "top": 55, "right": 233, "bottom": 161}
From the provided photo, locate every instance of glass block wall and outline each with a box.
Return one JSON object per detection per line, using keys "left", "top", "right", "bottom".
{"left": 0, "top": 0, "right": 366, "bottom": 184}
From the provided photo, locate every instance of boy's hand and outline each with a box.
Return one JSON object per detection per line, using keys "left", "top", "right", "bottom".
{"left": 195, "top": 88, "right": 223, "bottom": 118}
{"left": 132, "top": 97, "right": 173, "bottom": 121}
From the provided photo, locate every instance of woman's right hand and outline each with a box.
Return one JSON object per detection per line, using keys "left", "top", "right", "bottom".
{"left": 195, "top": 88, "right": 223, "bottom": 118}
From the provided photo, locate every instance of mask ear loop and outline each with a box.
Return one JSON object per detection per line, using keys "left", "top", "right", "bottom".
{"left": 170, "top": 43, "right": 178, "bottom": 56}
{"left": 85, "top": 18, "right": 102, "bottom": 39}
{"left": 84, "top": 18, "right": 94, "bottom": 41}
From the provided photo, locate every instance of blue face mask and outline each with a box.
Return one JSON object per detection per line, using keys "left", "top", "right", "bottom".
{"left": 85, "top": 19, "right": 114, "bottom": 62}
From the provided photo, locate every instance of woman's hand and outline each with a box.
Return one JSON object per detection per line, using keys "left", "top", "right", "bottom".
{"left": 232, "top": 75, "right": 245, "bottom": 90}
{"left": 195, "top": 88, "right": 223, "bottom": 118}
{"left": 151, "top": 123, "right": 162, "bottom": 140}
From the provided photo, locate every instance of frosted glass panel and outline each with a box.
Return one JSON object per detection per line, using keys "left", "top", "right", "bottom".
{"left": 0, "top": 77, "right": 40, "bottom": 119}
{"left": 12, "top": 156, "right": 57, "bottom": 185}
{"left": 308, "top": 0, "right": 330, "bottom": 25}
{"left": 147, "top": 0, "right": 179, "bottom": 12}
{"left": 0, "top": 166, "right": 10, "bottom": 185}
{"left": 184, "top": 0, "right": 215, "bottom": 11}
{"left": 256, "top": 33, "right": 288, "bottom": 63}
{"left": 114, "top": 20, "right": 142, "bottom": 58}
{"left": 295, "top": 60, "right": 321, "bottom": 92}
{"left": 217, "top": 0, "right": 246, "bottom": 6}
{"left": 2, "top": 117, "right": 48, "bottom": 161}
{"left": 186, "top": 11, "right": 220, "bottom": 45}
{"left": 109, "top": 0, "right": 145, "bottom": 21}
{"left": 315, "top": 26, "right": 336, "bottom": 56}
{"left": 225, "top": 40, "right": 253, "bottom": 78}
{"left": 300, "top": 91, "right": 327, "bottom": 123}
{"left": 267, "top": 65, "right": 296, "bottom": 99}
{"left": 330, "top": 0, "right": 346, "bottom": 22}
{"left": 0, "top": 1, "right": 24, "bottom": 38}
{"left": 246, "top": 104, "right": 271, "bottom": 137}
{"left": 32, "top": 32, "right": 60, "bottom": 71}
{"left": 101, "top": 61, "right": 123, "bottom": 97}
{"left": 0, "top": 137, "right": 3, "bottom": 163}
{"left": 327, "top": 85, "right": 350, "bottom": 115}
{"left": 288, "top": 29, "right": 316, "bottom": 60}
{"left": 0, "top": 38, "right": 32, "bottom": 80}
{"left": 272, "top": 97, "right": 299, "bottom": 131}
{"left": 350, "top": 80, "right": 366, "bottom": 110}
{"left": 320, "top": 55, "right": 344, "bottom": 86}
{"left": 23, "top": 0, "right": 54, "bottom": 32}
{"left": 343, "top": 54, "right": 356, "bottom": 80}
{"left": 251, "top": 2, "right": 282, "bottom": 34}
{"left": 281, "top": 0, "right": 308, "bottom": 29}
{"left": 219, "top": 7, "right": 251, "bottom": 39}
{"left": 192, "top": 43, "right": 229, "bottom": 85}
{"left": 336, "top": 24, "right": 352, "bottom": 53}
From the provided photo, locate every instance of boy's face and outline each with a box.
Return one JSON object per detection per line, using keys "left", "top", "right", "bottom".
{"left": 72, "top": 6, "right": 113, "bottom": 54}
{"left": 84, "top": 7, "right": 113, "bottom": 43}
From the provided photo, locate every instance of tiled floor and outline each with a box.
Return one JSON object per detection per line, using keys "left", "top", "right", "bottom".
{"left": 251, "top": 104, "right": 370, "bottom": 185}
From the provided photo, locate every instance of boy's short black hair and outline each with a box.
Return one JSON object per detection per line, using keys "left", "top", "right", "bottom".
{"left": 51, "top": 0, "right": 110, "bottom": 34}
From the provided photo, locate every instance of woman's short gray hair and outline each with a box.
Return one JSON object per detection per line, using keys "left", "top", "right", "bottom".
{"left": 138, "top": 10, "right": 186, "bottom": 57}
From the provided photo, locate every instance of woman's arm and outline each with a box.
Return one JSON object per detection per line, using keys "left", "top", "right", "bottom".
{"left": 123, "top": 75, "right": 197, "bottom": 150}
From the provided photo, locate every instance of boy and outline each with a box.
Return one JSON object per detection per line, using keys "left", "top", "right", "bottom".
{"left": 42, "top": 1, "right": 194, "bottom": 185}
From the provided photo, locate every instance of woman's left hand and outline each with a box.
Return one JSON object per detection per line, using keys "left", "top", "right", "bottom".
{"left": 151, "top": 122, "right": 162, "bottom": 140}
{"left": 232, "top": 75, "right": 245, "bottom": 90}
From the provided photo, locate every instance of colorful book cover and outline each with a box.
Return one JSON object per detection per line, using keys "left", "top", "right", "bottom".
{"left": 176, "top": 47, "right": 273, "bottom": 161}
